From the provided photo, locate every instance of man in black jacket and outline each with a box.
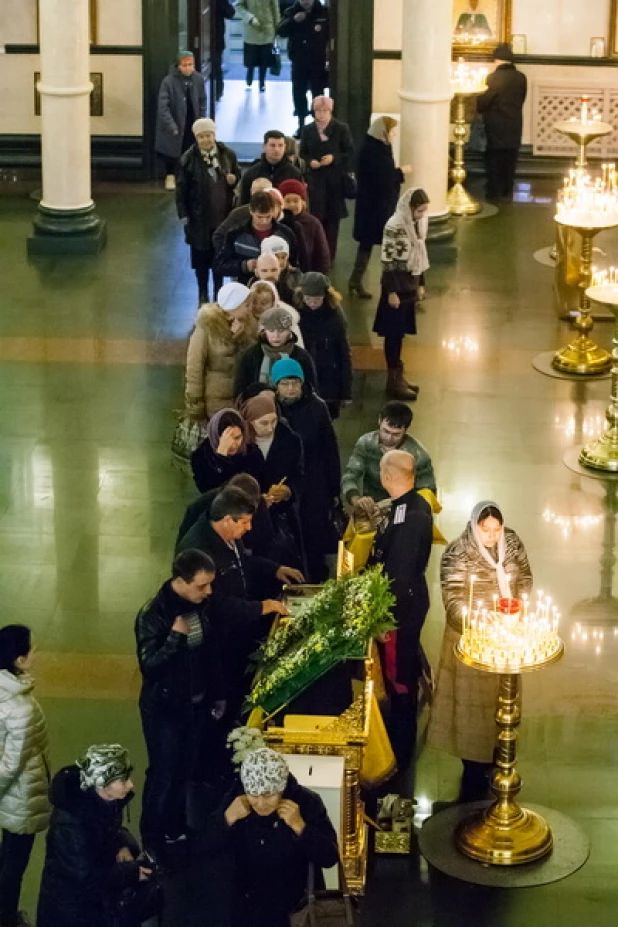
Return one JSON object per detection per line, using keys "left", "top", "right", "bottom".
{"left": 277, "top": 0, "right": 329, "bottom": 137}
{"left": 477, "top": 43, "right": 527, "bottom": 201}
{"left": 214, "top": 190, "right": 298, "bottom": 284}
{"left": 136, "top": 548, "right": 224, "bottom": 862}
{"left": 368, "top": 450, "right": 433, "bottom": 768}
{"left": 239, "top": 130, "right": 303, "bottom": 204}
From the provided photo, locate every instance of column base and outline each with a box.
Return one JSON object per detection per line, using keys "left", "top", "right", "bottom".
{"left": 28, "top": 203, "right": 107, "bottom": 255}
{"left": 427, "top": 211, "right": 458, "bottom": 264}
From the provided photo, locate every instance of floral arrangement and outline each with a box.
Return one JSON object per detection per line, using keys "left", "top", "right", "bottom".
{"left": 247, "top": 566, "right": 396, "bottom": 713}
{"left": 227, "top": 726, "right": 267, "bottom": 768}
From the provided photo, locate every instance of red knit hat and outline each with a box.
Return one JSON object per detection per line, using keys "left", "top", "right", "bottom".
{"left": 278, "top": 179, "right": 308, "bottom": 200}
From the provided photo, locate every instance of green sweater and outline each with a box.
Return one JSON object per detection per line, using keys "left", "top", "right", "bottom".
{"left": 236, "top": 0, "right": 280, "bottom": 44}
{"left": 341, "top": 431, "right": 437, "bottom": 504}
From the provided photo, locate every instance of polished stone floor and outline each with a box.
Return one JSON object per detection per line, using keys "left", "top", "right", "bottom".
{"left": 2, "top": 176, "right": 618, "bottom": 925}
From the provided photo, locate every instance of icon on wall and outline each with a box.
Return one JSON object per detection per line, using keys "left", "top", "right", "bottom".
{"left": 452, "top": 0, "right": 512, "bottom": 57}
{"left": 34, "top": 73, "right": 104, "bottom": 117}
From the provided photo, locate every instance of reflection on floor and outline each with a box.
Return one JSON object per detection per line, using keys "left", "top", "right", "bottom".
{"left": 2, "top": 177, "right": 618, "bottom": 925}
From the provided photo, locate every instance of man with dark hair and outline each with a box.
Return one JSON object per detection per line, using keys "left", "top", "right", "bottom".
{"left": 176, "top": 487, "right": 304, "bottom": 712}
{"left": 135, "top": 548, "right": 223, "bottom": 862}
{"left": 214, "top": 190, "right": 298, "bottom": 283}
{"left": 239, "top": 130, "right": 303, "bottom": 204}
{"left": 341, "top": 401, "right": 436, "bottom": 516}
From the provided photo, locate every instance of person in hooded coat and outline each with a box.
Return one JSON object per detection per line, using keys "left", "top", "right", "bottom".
{"left": 349, "top": 116, "right": 411, "bottom": 299}
{"left": 271, "top": 358, "right": 341, "bottom": 582}
{"left": 234, "top": 305, "right": 317, "bottom": 398}
{"left": 155, "top": 52, "right": 207, "bottom": 190}
{"left": 206, "top": 748, "right": 339, "bottom": 927}
{"left": 428, "top": 501, "right": 533, "bottom": 801}
{"left": 373, "top": 186, "right": 430, "bottom": 401}
{"left": 0, "top": 624, "right": 50, "bottom": 927}
{"left": 37, "top": 745, "right": 147, "bottom": 927}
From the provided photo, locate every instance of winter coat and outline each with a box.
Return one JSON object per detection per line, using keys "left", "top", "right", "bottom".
{"left": 353, "top": 134, "right": 404, "bottom": 247}
{"left": 184, "top": 303, "right": 257, "bottom": 419}
{"left": 176, "top": 142, "right": 242, "bottom": 251}
{"left": 213, "top": 204, "right": 251, "bottom": 255}
{"left": 155, "top": 66, "right": 207, "bottom": 160}
{"left": 215, "top": 0, "right": 236, "bottom": 53}
{"left": 298, "top": 302, "right": 353, "bottom": 403}
{"left": 428, "top": 524, "right": 532, "bottom": 763}
{"left": 239, "top": 156, "right": 303, "bottom": 205}
{"left": 233, "top": 334, "right": 317, "bottom": 398}
{"left": 206, "top": 773, "right": 339, "bottom": 927}
{"left": 277, "top": 385, "right": 341, "bottom": 564}
{"left": 0, "top": 671, "right": 50, "bottom": 835}
{"left": 177, "top": 490, "right": 276, "bottom": 560}
{"left": 135, "top": 580, "right": 226, "bottom": 715}
{"left": 191, "top": 437, "right": 264, "bottom": 493}
{"left": 277, "top": 1, "right": 329, "bottom": 68}
{"left": 477, "top": 63, "right": 527, "bottom": 150}
{"left": 281, "top": 209, "right": 331, "bottom": 274}
{"left": 214, "top": 217, "right": 298, "bottom": 284}
{"left": 341, "top": 431, "right": 437, "bottom": 505}
{"left": 300, "top": 118, "right": 354, "bottom": 222}
{"left": 37, "top": 765, "right": 140, "bottom": 927}
{"left": 237, "top": 0, "right": 280, "bottom": 45}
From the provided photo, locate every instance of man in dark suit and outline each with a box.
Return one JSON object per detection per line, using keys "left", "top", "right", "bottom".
{"left": 368, "top": 450, "right": 433, "bottom": 768}
{"left": 477, "top": 43, "right": 528, "bottom": 201}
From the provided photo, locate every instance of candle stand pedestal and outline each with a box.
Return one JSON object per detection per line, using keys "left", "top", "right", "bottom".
{"left": 553, "top": 119, "right": 612, "bottom": 171}
{"left": 552, "top": 221, "right": 613, "bottom": 376}
{"left": 578, "top": 285, "right": 618, "bottom": 470}
{"left": 453, "top": 644, "right": 563, "bottom": 865}
{"left": 447, "top": 90, "right": 483, "bottom": 216}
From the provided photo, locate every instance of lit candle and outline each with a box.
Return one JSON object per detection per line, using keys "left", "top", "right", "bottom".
{"left": 468, "top": 574, "right": 476, "bottom": 616}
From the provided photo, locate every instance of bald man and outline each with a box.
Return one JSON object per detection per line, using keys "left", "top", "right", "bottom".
{"left": 369, "top": 449, "right": 433, "bottom": 768}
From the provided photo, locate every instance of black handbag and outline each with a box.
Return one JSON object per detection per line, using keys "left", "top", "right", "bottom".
{"left": 289, "top": 864, "right": 358, "bottom": 927}
{"left": 341, "top": 172, "right": 357, "bottom": 200}
{"left": 270, "top": 43, "right": 282, "bottom": 76}
{"left": 116, "top": 876, "right": 163, "bottom": 926}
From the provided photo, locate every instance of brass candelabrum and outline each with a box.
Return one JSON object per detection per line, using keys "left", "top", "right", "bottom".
{"left": 552, "top": 221, "right": 613, "bottom": 376}
{"left": 454, "top": 639, "right": 564, "bottom": 865}
{"left": 447, "top": 90, "right": 483, "bottom": 216}
{"left": 579, "top": 284, "right": 618, "bottom": 470}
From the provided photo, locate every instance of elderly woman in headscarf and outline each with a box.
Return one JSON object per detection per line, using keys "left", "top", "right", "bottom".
{"left": 234, "top": 306, "right": 317, "bottom": 400}
{"left": 176, "top": 118, "right": 241, "bottom": 304}
{"left": 246, "top": 277, "right": 304, "bottom": 346}
{"left": 428, "top": 501, "right": 533, "bottom": 801}
{"left": 373, "top": 186, "right": 430, "bottom": 401}
{"left": 349, "top": 116, "right": 412, "bottom": 299}
{"left": 210, "top": 747, "right": 338, "bottom": 927}
{"left": 191, "top": 407, "right": 263, "bottom": 493}
{"left": 300, "top": 96, "right": 354, "bottom": 260}
{"left": 238, "top": 390, "right": 305, "bottom": 572}
{"left": 37, "top": 744, "right": 152, "bottom": 927}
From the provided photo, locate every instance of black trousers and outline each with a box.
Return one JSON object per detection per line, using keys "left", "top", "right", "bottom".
{"left": 0, "top": 830, "right": 35, "bottom": 924}
{"left": 191, "top": 244, "right": 223, "bottom": 302}
{"left": 291, "top": 61, "right": 325, "bottom": 125}
{"left": 484, "top": 147, "right": 519, "bottom": 199}
{"left": 384, "top": 333, "right": 403, "bottom": 370}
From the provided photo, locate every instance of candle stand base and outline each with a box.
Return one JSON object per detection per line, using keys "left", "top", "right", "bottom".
{"left": 455, "top": 802, "right": 553, "bottom": 865}
{"left": 552, "top": 337, "right": 612, "bottom": 376}
{"left": 579, "top": 434, "right": 618, "bottom": 472}
{"left": 446, "top": 182, "right": 481, "bottom": 216}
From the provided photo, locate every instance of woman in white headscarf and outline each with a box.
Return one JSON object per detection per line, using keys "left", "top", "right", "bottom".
{"left": 372, "top": 186, "right": 430, "bottom": 400}
{"left": 428, "top": 501, "right": 533, "bottom": 801}
{"left": 209, "top": 747, "right": 339, "bottom": 927}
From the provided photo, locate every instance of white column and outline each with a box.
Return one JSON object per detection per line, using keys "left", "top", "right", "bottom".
{"left": 29, "top": 0, "right": 105, "bottom": 253}
{"left": 398, "top": 0, "right": 453, "bottom": 231}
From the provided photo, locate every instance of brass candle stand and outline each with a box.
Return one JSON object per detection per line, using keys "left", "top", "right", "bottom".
{"left": 578, "top": 283, "right": 618, "bottom": 470}
{"left": 447, "top": 89, "right": 483, "bottom": 216}
{"left": 552, "top": 220, "right": 613, "bottom": 376}
{"left": 553, "top": 118, "right": 612, "bottom": 171}
{"left": 454, "top": 639, "right": 564, "bottom": 865}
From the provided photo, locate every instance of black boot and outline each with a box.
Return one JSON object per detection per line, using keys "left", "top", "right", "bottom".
{"left": 348, "top": 249, "right": 373, "bottom": 298}
{"left": 386, "top": 368, "right": 417, "bottom": 401}
{"left": 398, "top": 363, "right": 419, "bottom": 394}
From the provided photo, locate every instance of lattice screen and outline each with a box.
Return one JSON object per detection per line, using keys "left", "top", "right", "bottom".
{"left": 532, "top": 84, "right": 618, "bottom": 159}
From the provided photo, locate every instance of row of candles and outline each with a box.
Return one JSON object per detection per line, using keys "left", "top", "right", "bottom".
{"left": 556, "top": 164, "right": 618, "bottom": 227}
{"left": 450, "top": 57, "right": 488, "bottom": 94}
{"left": 591, "top": 266, "right": 618, "bottom": 287}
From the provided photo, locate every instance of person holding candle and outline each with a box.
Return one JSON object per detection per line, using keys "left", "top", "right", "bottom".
{"left": 427, "top": 500, "right": 532, "bottom": 801}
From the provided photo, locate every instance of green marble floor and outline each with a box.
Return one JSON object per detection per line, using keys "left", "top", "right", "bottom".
{"left": 2, "top": 177, "right": 618, "bottom": 925}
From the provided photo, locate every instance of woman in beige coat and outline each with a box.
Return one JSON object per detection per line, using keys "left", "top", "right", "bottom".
{"left": 184, "top": 282, "right": 257, "bottom": 420}
{"left": 0, "top": 624, "right": 50, "bottom": 927}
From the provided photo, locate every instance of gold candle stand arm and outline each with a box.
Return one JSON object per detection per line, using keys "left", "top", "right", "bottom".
{"left": 447, "top": 91, "right": 482, "bottom": 216}
{"left": 552, "top": 223, "right": 612, "bottom": 375}
{"left": 579, "top": 286, "right": 618, "bottom": 470}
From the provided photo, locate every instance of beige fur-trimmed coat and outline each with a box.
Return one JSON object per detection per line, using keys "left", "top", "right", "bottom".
{"left": 184, "top": 304, "right": 256, "bottom": 419}
{"left": 0, "top": 671, "right": 51, "bottom": 834}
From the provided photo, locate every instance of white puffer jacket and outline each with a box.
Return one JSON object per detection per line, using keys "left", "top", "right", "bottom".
{"left": 0, "top": 671, "right": 51, "bottom": 834}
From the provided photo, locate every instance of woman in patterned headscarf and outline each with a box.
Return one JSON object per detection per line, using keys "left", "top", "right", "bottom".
{"left": 428, "top": 501, "right": 533, "bottom": 801}
{"left": 208, "top": 747, "right": 339, "bottom": 927}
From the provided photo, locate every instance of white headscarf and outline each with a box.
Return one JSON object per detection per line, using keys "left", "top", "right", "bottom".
{"left": 469, "top": 500, "right": 511, "bottom": 598}
{"left": 384, "top": 187, "right": 430, "bottom": 276}
{"left": 240, "top": 747, "right": 289, "bottom": 795}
